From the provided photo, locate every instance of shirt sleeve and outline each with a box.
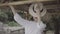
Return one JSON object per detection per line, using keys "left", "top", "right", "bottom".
{"left": 37, "top": 21, "right": 46, "bottom": 30}
{"left": 14, "top": 13, "right": 34, "bottom": 27}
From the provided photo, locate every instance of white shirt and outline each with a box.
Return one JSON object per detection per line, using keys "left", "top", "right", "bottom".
{"left": 14, "top": 13, "right": 46, "bottom": 34}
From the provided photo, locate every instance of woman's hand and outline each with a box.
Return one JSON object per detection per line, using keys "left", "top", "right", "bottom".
{"left": 9, "top": 5, "right": 17, "bottom": 15}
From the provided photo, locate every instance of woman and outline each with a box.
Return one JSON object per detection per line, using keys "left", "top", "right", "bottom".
{"left": 9, "top": 3, "right": 47, "bottom": 34}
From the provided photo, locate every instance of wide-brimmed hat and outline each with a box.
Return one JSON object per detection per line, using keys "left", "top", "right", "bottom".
{"left": 29, "top": 3, "right": 47, "bottom": 17}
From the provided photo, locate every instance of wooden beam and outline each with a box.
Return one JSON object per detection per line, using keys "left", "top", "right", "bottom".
{"left": 0, "top": 0, "right": 55, "bottom": 6}
{"left": 44, "top": 5, "right": 60, "bottom": 9}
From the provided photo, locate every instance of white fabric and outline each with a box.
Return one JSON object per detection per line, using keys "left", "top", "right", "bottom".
{"left": 29, "top": 4, "right": 38, "bottom": 17}
{"left": 29, "top": 3, "right": 47, "bottom": 17}
{"left": 14, "top": 13, "right": 46, "bottom": 34}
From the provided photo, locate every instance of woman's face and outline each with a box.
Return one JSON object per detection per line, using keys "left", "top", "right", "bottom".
{"left": 33, "top": 15, "right": 41, "bottom": 22}
{"left": 33, "top": 17, "right": 38, "bottom": 22}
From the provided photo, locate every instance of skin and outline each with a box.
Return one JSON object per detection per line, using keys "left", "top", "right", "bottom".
{"left": 9, "top": 5, "right": 46, "bottom": 34}
{"left": 9, "top": 5, "right": 16, "bottom": 15}
{"left": 33, "top": 4, "right": 41, "bottom": 22}
{"left": 9, "top": 5, "right": 41, "bottom": 23}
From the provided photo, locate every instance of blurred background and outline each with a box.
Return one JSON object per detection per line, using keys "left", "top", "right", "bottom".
{"left": 0, "top": 0, "right": 60, "bottom": 34}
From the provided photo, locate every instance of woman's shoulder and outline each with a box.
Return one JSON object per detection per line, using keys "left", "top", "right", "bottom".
{"left": 37, "top": 21, "right": 46, "bottom": 28}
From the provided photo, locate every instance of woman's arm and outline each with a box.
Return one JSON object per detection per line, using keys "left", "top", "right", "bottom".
{"left": 9, "top": 5, "right": 16, "bottom": 15}
{"left": 9, "top": 5, "right": 34, "bottom": 26}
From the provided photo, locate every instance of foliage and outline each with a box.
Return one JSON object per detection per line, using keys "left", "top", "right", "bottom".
{"left": 0, "top": 10, "right": 8, "bottom": 22}
{"left": 7, "top": 21, "right": 20, "bottom": 27}
{"left": 0, "top": 8, "right": 20, "bottom": 26}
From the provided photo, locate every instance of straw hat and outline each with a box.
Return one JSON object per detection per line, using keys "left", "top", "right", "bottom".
{"left": 29, "top": 3, "right": 47, "bottom": 17}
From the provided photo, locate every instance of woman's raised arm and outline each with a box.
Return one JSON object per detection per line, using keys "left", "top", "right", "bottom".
{"left": 9, "top": 5, "right": 34, "bottom": 27}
